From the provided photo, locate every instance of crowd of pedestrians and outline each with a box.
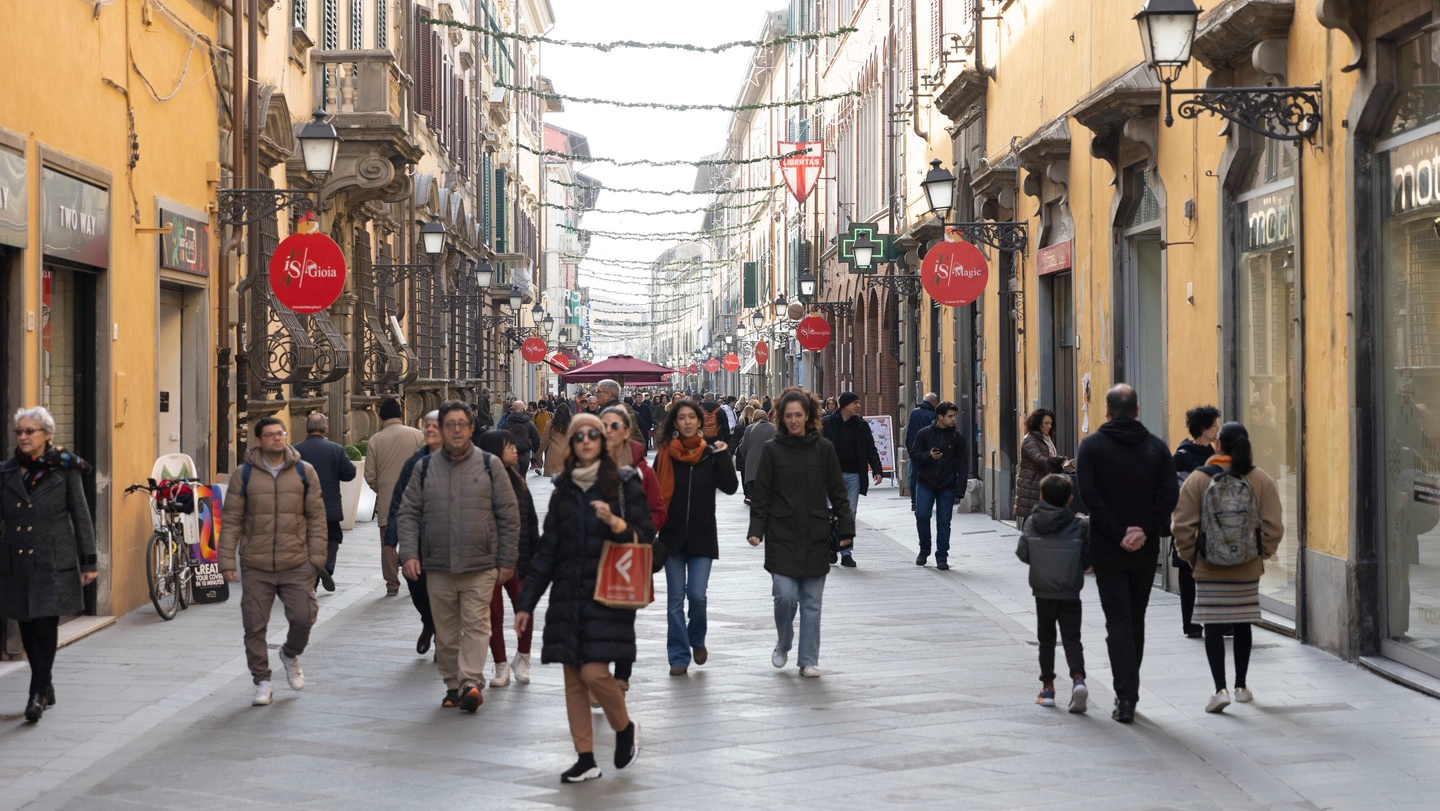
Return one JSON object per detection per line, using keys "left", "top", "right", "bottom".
{"left": 2, "top": 375, "right": 1290, "bottom": 782}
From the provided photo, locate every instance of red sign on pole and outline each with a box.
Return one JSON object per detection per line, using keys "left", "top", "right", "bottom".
{"left": 754, "top": 340, "right": 770, "bottom": 366}
{"left": 796, "top": 316, "right": 832, "bottom": 351}
{"left": 722, "top": 353, "right": 740, "bottom": 372}
{"left": 779, "top": 141, "right": 823, "bottom": 204}
{"left": 521, "top": 336, "right": 547, "bottom": 364}
{"left": 269, "top": 232, "right": 347, "bottom": 313}
{"left": 687, "top": 364, "right": 699, "bottom": 375}
{"left": 704, "top": 358, "right": 721, "bottom": 374}
{"left": 921, "top": 238, "right": 989, "bottom": 307}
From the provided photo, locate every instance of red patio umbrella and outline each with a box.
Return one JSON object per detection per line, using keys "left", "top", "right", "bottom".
{"left": 558, "top": 354, "right": 680, "bottom": 386}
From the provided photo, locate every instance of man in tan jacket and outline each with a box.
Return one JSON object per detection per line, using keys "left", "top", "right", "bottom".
{"left": 365, "top": 398, "right": 425, "bottom": 595}
{"left": 220, "top": 416, "right": 329, "bottom": 706}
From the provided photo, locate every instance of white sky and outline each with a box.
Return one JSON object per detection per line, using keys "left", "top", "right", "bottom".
{"left": 540, "top": 0, "right": 785, "bottom": 350}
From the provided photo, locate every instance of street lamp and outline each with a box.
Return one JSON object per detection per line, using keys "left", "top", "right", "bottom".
{"left": 420, "top": 215, "right": 447, "bottom": 256}
{"left": 1134, "top": 0, "right": 1320, "bottom": 138}
{"left": 725, "top": 333, "right": 734, "bottom": 347}
{"left": 852, "top": 232, "right": 879, "bottom": 271}
{"left": 542, "top": 312, "right": 555, "bottom": 330}
{"left": 531, "top": 302, "right": 545, "bottom": 321}
{"left": 297, "top": 109, "right": 341, "bottom": 176}
{"left": 751, "top": 308, "right": 764, "bottom": 328}
{"left": 921, "top": 159, "right": 956, "bottom": 220}
{"left": 798, "top": 272, "right": 817, "bottom": 299}
{"left": 736, "top": 322, "right": 746, "bottom": 338}
{"left": 474, "top": 260, "right": 493, "bottom": 288}
{"left": 507, "top": 284, "right": 524, "bottom": 312}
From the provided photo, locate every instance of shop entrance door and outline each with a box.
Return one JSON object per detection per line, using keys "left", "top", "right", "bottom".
{"left": 159, "top": 288, "right": 183, "bottom": 459}
{"left": 1047, "top": 272, "right": 1078, "bottom": 457}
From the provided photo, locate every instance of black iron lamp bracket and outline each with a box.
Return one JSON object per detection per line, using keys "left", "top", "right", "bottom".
{"left": 373, "top": 262, "right": 437, "bottom": 286}
{"left": 867, "top": 273, "right": 925, "bottom": 298}
{"left": 942, "top": 221, "right": 1029, "bottom": 252}
{"left": 438, "top": 292, "right": 483, "bottom": 313}
{"left": 1167, "top": 84, "right": 1322, "bottom": 142}
{"left": 479, "top": 315, "right": 513, "bottom": 331}
{"left": 808, "top": 301, "right": 855, "bottom": 319}
{"left": 504, "top": 326, "right": 540, "bottom": 349}
{"left": 217, "top": 189, "right": 317, "bottom": 227}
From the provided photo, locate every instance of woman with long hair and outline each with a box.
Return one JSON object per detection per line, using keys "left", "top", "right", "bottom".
{"left": 516, "top": 413, "right": 654, "bottom": 783}
{"left": 746, "top": 388, "right": 852, "bottom": 677}
{"left": 538, "top": 402, "right": 572, "bottom": 476}
{"left": 652, "top": 399, "right": 738, "bottom": 675}
{"left": 1014, "top": 408, "right": 1071, "bottom": 529}
{"left": 478, "top": 430, "right": 539, "bottom": 687}
{"left": 1171, "top": 422, "right": 1284, "bottom": 714}
{"left": 1, "top": 407, "right": 96, "bottom": 722}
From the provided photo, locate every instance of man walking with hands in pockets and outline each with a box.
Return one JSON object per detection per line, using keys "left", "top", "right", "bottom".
{"left": 1075, "top": 384, "right": 1179, "bottom": 724}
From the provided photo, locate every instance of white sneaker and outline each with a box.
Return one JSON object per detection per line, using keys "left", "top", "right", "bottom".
{"left": 490, "top": 661, "right": 511, "bottom": 688}
{"left": 513, "top": 653, "right": 531, "bottom": 684}
{"left": 800, "top": 666, "right": 821, "bottom": 678}
{"left": 1069, "top": 680, "right": 1089, "bottom": 714}
{"left": 1233, "top": 687, "right": 1254, "bottom": 703}
{"left": 1205, "top": 689, "right": 1231, "bottom": 713}
{"left": 278, "top": 651, "right": 305, "bottom": 690}
{"left": 771, "top": 648, "right": 787, "bottom": 668}
{"left": 252, "top": 680, "right": 273, "bottom": 706}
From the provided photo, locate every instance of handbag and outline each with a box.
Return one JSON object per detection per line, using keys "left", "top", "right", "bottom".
{"left": 592, "top": 474, "right": 655, "bottom": 609}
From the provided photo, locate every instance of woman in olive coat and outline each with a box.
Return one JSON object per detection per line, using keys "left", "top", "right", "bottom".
{"left": 0, "top": 406, "right": 97, "bottom": 723}
{"left": 746, "top": 388, "right": 853, "bottom": 677}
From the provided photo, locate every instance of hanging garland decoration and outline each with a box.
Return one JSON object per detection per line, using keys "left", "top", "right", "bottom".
{"left": 519, "top": 142, "right": 802, "bottom": 168}
{"left": 542, "top": 199, "right": 766, "bottom": 217}
{"left": 566, "top": 224, "right": 758, "bottom": 241}
{"left": 496, "top": 82, "right": 860, "bottom": 112}
{"left": 570, "top": 257, "right": 730, "bottom": 271}
{"left": 551, "top": 178, "right": 784, "bottom": 197}
{"left": 419, "top": 17, "right": 857, "bottom": 53}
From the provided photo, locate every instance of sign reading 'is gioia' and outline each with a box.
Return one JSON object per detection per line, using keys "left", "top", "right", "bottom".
{"left": 269, "top": 218, "right": 347, "bottom": 313}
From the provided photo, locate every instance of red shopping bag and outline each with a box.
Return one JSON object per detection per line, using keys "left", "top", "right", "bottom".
{"left": 593, "top": 540, "right": 654, "bottom": 609}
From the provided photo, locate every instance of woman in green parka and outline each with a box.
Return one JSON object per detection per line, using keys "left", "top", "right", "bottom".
{"left": 746, "top": 387, "right": 854, "bottom": 677}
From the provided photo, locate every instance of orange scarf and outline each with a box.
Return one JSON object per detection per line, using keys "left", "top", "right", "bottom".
{"left": 1205, "top": 455, "right": 1232, "bottom": 467}
{"left": 654, "top": 435, "right": 706, "bottom": 506}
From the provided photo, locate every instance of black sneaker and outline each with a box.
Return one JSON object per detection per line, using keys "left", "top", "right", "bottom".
{"left": 561, "top": 754, "right": 602, "bottom": 783}
{"left": 936, "top": 559, "right": 950, "bottom": 571}
{"left": 441, "top": 689, "right": 459, "bottom": 708}
{"left": 1112, "top": 699, "right": 1136, "bottom": 724}
{"left": 829, "top": 550, "right": 838, "bottom": 565}
{"left": 614, "top": 721, "right": 638, "bottom": 769}
{"left": 459, "top": 683, "right": 483, "bottom": 713}
{"left": 44, "top": 684, "right": 55, "bottom": 708}
{"left": 915, "top": 552, "right": 928, "bottom": 566}
{"left": 840, "top": 555, "right": 857, "bottom": 568}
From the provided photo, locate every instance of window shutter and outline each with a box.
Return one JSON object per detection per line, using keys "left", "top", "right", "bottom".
{"left": 416, "top": 7, "right": 435, "bottom": 117}
{"left": 459, "top": 83, "right": 469, "bottom": 177}
{"left": 323, "top": 0, "right": 338, "bottom": 49}
{"left": 349, "top": 0, "right": 362, "bottom": 49}
{"left": 930, "top": 0, "right": 943, "bottom": 64}
{"left": 495, "top": 168, "right": 507, "bottom": 253}
{"left": 375, "top": 0, "right": 386, "bottom": 49}
{"left": 743, "top": 262, "right": 758, "bottom": 308}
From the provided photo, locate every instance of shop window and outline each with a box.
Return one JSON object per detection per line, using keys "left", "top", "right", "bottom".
{"left": 1386, "top": 29, "right": 1440, "bottom": 138}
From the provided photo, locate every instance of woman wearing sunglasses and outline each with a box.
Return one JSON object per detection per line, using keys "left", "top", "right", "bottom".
{"left": 653, "top": 399, "right": 738, "bottom": 676}
{"left": 0, "top": 407, "right": 97, "bottom": 722}
{"left": 516, "top": 413, "right": 654, "bottom": 783}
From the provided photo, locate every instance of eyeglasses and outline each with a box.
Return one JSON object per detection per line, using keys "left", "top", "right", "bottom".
{"left": 604, "top": 421, "right": 626, "bottom": 432}
{"left": 13, "top": 428, "right": 41, "bottom": 436}
{"left": 443, "top": 421, "right": 471, "bottom": 431}
{"left": 260, "top": 431, "right": 287, "bottom": 439}
{"left": 570, "top": 429, "right": 603, "bottom": 443}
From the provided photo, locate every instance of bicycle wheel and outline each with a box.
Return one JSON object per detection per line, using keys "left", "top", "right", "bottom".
{"left": 147, "top": 531, "right": 179, "bottom": 620}
{"left": 174, "top": 541, "right": 192, "bottom": 610}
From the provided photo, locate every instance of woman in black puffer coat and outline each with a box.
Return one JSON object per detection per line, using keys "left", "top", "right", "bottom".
{"left": 516, "top": 413, "right": 654, "bottom": 784}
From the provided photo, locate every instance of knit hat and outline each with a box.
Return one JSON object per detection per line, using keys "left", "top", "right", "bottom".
{"left": 379, "top": 398, "right": 403, "bottom": 421}
{"left": 838, "top": 392, "right": 861, "bottom": 410}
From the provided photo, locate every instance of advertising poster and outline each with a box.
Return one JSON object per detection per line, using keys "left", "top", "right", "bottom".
{"left": 865, "top": 415, "right": 895, "bottom": 474}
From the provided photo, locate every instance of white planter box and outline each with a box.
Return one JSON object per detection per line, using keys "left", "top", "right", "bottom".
{"left": 340, "top": 461, "right": 366, "bottom": 530}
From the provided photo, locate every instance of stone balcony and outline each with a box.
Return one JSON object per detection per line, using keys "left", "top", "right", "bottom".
{"left": 303, "top": 50, "right": 424, "bottom": 204}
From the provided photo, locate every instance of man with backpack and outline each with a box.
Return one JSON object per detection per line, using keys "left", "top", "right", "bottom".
{"left": 219, "top": 417, "right": 329, "bottom": 707}
{"left": 396, "top": 401, "right": 520, "bottom": 713}
{"left": 1075, "top": 384, "right": 1179, "bottom": 724}
{"left": 293, "top": 412, "right": 356, "bottom": 586}
{"left": 697, "top": 391, "right": 732, "bottom": 446}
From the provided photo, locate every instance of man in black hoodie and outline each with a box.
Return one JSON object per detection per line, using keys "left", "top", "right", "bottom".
{"left": 1075, "top": 384, "right": 1179, "bottom": 724}
{"left": 822, "top": 392, "right": 884, "bottom": 568}
{"left": 502, "top": 401, "right": 542, "bottom": 475}
{"left": 911, "top": 401, "right": 967, "bottom": 570}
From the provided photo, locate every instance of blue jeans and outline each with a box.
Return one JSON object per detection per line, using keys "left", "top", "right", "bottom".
{"left": 664, "top": 553, "right": 712, "bottom": 667}
{"left": 914, "top": 483, "right": 956, "bottom": 560}
{"left": 772, "top": 573, "right": 826, "bottom": 668}
{"left": 841, "top": 473, "right": 861, "bottom": 556}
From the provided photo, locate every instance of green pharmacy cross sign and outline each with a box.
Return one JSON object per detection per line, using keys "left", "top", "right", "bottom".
{"left": 838, "top": 222, "right": 898, "bottom": 274}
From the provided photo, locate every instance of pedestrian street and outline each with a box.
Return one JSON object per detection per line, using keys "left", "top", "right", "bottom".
{"left": 3, "top": 474, "right": 1439, "bottom": 811}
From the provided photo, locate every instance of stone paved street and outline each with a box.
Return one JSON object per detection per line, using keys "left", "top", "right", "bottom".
{"left": 4, "top": 472, "right": 1440, "bottom": 810}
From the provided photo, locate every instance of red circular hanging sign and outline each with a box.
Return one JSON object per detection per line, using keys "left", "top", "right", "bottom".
{"left": 754, "top": 340, "right": 770, "bottom": 366}
{"left": 921, "top": 239, "right": 989, "bottom": 307}
{"left": 521, "top": 336, "right": 547, "bottom": 364}
{"left": 687, "top": 364, "right": 699, "bottom": 374}
{"left": 796, "top": 316, "right": 832, "bottom": 351}
{"left": 704, "top": 358, "right": 721, "bottom": 374}
{"left": 269, "top": 232, "right": 348, "bottom": 314}
{"left": 722, "top": 353, "right": 740, "bottom": 372}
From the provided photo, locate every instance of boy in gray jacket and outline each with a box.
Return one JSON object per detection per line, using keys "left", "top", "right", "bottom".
{"left": 1016, "top": 473, "right": 1090, "bottom": 713}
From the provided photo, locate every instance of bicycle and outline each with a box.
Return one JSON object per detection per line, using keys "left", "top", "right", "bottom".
{"left": 126, "top": 478, "right": 201, "bottom": 620}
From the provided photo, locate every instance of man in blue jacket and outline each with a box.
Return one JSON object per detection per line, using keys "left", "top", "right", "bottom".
{"left": 294, "top": 412, "right": 356, "bottom": 585}
{"left": 904, "top": 393, "right": 939, "bottom": 509}
{"left": 911, "top": 401, "right": 967, "bottom": 570}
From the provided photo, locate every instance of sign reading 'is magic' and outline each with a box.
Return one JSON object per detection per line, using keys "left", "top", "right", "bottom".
{"left": 269, "top": 213, "right": 347, "bottom": 314}
{"left": 921, "top": 232, "right": 988, "bottom": 308}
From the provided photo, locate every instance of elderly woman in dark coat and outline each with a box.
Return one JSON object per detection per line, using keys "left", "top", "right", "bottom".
{"left": 736, "top": 408, "right": 775, "bottom": 503}
{"left": 515, "top": 413, "right": 654, "bottom": 784}
{"left": 1014, "top": 408, "right": 1071, "bottom": 528}
{"left": 0, "top": 406, "right": 97, "bottom": 723}
{"left": 746, "top": 388, "right": 854, "bottom": 677}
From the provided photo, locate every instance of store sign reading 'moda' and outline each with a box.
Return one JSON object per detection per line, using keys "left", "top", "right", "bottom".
{"left": 1244, "top": 191, "right": 1294, "bottom": 252}
{"left": 1389, "top": 130, "right": 1440, "bottom": 216}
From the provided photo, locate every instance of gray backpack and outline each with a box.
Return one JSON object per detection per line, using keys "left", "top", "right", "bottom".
{"left": 1196, "top": 465, "right": 1261, "bottom": 567}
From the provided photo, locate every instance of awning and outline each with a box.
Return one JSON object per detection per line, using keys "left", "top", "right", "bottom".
{"left": 740, "top": 357, "right": 757, "bottom": 374}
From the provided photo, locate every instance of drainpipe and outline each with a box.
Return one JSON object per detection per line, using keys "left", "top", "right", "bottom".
{"left": 217, "top": 0, "right": 245, "bottom": 474}
{"left": 911, "top": 0, "right": 927, "bottom": 141}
